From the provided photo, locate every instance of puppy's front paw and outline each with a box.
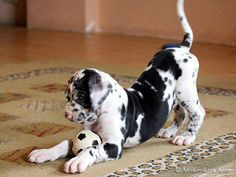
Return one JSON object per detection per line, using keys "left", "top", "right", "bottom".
{"left": 64, "top": 150, "right": 94, "bottom": 174}
{"left": 28, "top": 149, "right": 56, "bottom": 163}
{"left": 172, "top": 132, "right": 196, "bottom": 146}
{"left": 157, "top": 127, "right": 177, "bottom": 139}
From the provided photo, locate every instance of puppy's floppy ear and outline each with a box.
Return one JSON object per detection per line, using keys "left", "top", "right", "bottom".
{"left": 88, "top": 74, "right": 103, "bottom": 91}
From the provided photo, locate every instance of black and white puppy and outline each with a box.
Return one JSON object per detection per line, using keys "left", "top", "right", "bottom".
{"left": 28, "top": 0, "right": 205, "bottom": 173}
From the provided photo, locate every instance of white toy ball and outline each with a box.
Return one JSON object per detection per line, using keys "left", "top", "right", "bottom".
{"left": 72, "top": 130, "right": 102, "bottom": 155}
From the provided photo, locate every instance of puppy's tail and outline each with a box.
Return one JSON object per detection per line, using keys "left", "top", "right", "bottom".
{"left": 177, "top": 0, "right": 193, "bottom": 49}
{"left": 162, "top": 0, "right": 193, "bottom": 50}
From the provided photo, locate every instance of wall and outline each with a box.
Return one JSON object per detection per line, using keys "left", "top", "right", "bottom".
{"left": 1, "top": 0, "right": 235, "bottom": 46}
{"left": 27, "top": 0, "right": 85, "bottom": 32}
{"left": 0, "top": 0, "right": 26, "bottom": 25}
{"left": 99, "top": 0, "right": 236, "bottom": 46}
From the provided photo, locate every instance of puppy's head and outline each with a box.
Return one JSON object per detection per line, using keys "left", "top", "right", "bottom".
{"left": 65, "top": 68, "right": 112, "bottom": 124}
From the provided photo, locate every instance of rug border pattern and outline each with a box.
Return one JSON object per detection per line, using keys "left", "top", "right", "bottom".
{"left": 0, "top": 67, "right": 235, "bottom": 97}
{"left": 105, "top": 132, "right": 236, "bottom": 177}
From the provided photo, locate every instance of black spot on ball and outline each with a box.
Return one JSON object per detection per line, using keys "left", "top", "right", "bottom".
{"left": 77, "top": 149, "right": 83, "bottom": 154}
{"left": 92, "top": 140, "right": 99, "bottom": 145}
{"left": 78, "top": 133, "right": 86, "bottom": 140}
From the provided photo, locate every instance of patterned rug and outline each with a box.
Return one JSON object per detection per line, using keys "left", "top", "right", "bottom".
{"left": 0, "top": 67, "right": 235, "bottom": 177}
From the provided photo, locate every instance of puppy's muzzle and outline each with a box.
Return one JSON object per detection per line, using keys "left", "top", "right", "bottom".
{"left": 65, "top": 111, "right": 73, "bottom": 120}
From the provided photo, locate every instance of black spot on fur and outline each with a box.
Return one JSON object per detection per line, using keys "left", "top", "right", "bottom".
{"left": 173, "top": 99, "right": 176, "bottom": 106}
{"left": 121, "top": 139, "right": 124, "bottom": 148}
{"left": 97, "top": 89, "right": 110, "bottom": 106}
{"left": 168, "top": 79, "right": 172, "bottom": 85}
{"left": 181, "top": 33, "right": 191, "bottom": 48}
{"left": 180, "top": 16, "right": 183, "bottom": 21}
{"left": 153, "top": 49, "right": 182, "bottom": 80}
{"left": 181, "top": 101, "right": 186, "bottom": 107}
{"left": 87, "top": 116, "right": 95, "bottom": 122}
{"left": 65, "top": 91, "right": 70, "bottom": 102}
{"left": 164, "top": 77, "right": 168, "bottom": 82}
{"left": 120, "top": 104, "right": 126, "bottom": 121}
{"left": 121, "top": 127, "right": 128, "bottom": 137}
{"left": 73, "top": 108, "right": 79, "bottom": 112}
{"left": 78, "top": 112, "right": 85, "bottom": 118}
{"left": 178, "top": 91, "right": 181, "bottom": 94}
{"left": 68, "top": 76, "right": 75, "bottom": 84}
{"left": 188, "top": 128, "right": 194, "bottom": 135}
{"left": 78, "top": 133, "right": 86, "bottom": 140}
{"left": 89, "top": 150, "right": 93, "bottom": 156}
{"left": 183, "top": 59, "right": 188, "bottom": 62}
{"left": 77, "top": 149, "right": 83, "bottom": 154}
{"left": 92, "top": 140, "right": 99, "bottom": 146}
{"left": 73, "top": 69, "right": 100, "bottom": 109}
{"left": 189, "top": 116, "right": 193, "bottom": 121}
{"left": 104, "top": 143, "right": 119, "bottom": 159}
{"left": 167, "top": 94, "right": 171, "bottom": 100}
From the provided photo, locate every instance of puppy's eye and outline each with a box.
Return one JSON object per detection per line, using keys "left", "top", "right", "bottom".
{"left": 66, "top": 95, "right": 70, "bottom": 102}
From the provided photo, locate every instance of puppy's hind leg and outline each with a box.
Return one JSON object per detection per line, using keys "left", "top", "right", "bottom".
{"left": 172, "top": 94, "right": 205, "bottom": 145}
{"left": 157, "top": 103, "right": 185, "bottom": 139}
{"left": 172, "top": 57, "right": 205, "bottom": 145}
